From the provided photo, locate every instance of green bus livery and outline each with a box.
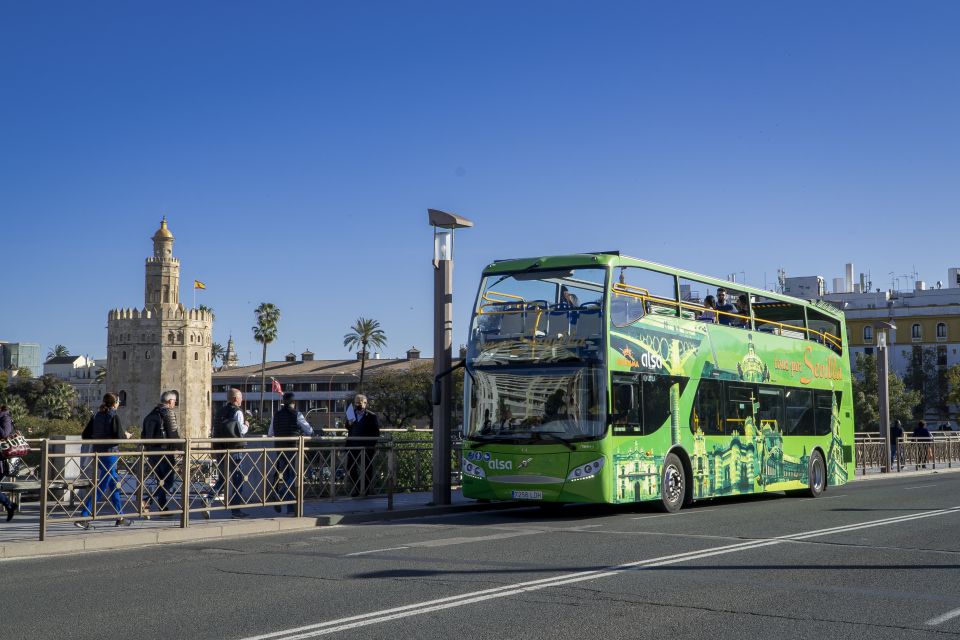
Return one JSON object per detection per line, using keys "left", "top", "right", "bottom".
{"left": 462, "top": 252, "right": 854, "bottom": 512}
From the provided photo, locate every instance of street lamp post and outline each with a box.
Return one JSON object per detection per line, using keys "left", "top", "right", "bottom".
{"left": 243, "top": 373, "right": 257, "bottom": 414}
{"left": 429, "top": 208, "right": 473, "bottom": 506}
{"left": 874, "top": 320, "right": 897, "bottom": 473}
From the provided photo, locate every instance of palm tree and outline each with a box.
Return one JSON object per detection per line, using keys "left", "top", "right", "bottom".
{"left": 343, "top": 317, "right": 387, "bottom": 392}
{"left": 96, "top": 366, "right": 107, "bottom": 384}
{"left": 198, "top": 304, "right": 216, "bottom": 321}
{"left": 47, "top": 344, "right": 70, "bottom": 360}
{"left": 211, "top": 342, "right": 225, "bottom": 371}
{"left": 252, "top": 302, "right": 281, "bottom": 418}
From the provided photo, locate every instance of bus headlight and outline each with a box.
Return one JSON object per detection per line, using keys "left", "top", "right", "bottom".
{"left": 566, "top": 457, "right": 605, "bottom": 481}
{"left": 462, "top": 458, "right": 487, "bottom": 479}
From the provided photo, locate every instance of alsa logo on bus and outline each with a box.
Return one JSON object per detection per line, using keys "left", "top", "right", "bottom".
{"left": 466, "top": 451, "right": 513, "bottom": 470}
{"left": 792, "top": 346, "right": 843, "bottom": 384}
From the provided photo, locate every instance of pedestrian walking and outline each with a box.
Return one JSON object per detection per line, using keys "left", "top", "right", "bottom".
{"left": 913, "top": 420, "right": 933, "bottom": 468}
{"left": 212, "top": 388, "right": 250, "bottom": 518}
{"left": 76, "top": 393, "right": 133, "bottom": 529}
{"left": 890, "top": 419, "right": 904, "bottom": 467}
{"left": 268, "top": 392, "right": 316, "bottom": 514}
{"left": 141, "top": 391, "right": 182, "bottom": 515}
{"left": 345, "top": 394, "right": 380, "bottom": 496}
{"left": 0, "top": 404, "right": 17, "bottom": 521}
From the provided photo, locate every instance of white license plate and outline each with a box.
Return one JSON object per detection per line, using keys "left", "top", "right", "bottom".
{"left": 511, "top": 490, "right": 543, "bottom": 500}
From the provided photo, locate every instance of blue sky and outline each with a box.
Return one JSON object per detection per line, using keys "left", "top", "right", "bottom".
{"left": 2, "top": 1, "right": 957, "bottom": 364}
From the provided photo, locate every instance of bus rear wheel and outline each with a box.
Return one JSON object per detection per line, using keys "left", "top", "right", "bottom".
{"left": 658, "top": 453, "right": 686, "bottom": 513}
{"left": 802, "top": 451, "right": 826, "bottom": 498}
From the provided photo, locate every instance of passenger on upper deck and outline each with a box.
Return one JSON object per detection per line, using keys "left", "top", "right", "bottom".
{"left": 559, "top": 285, "right": 579, "bottom": 307}
{"left": 733, "top": 294, "right": 750, "bottom": 327}
{"left": 699, "top": 295, "right": 717, "bottom": 323}
{"left": 716, "top": 288, "right": 735, "bottom": 325}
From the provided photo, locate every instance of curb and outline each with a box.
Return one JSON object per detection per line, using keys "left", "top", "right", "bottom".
{"left": 0, "top": 501, "right": 525, "bottom": 560}
{"left": 852, "top": 465, "right": 960, "bottom": 482}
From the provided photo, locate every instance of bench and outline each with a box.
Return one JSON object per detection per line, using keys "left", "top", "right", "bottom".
{"left": 0, "top": 480, "right": 42, "bottom": 511}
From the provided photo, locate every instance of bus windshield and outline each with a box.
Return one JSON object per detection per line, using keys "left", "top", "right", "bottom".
{"left": 468, "top": 267, "right": 606, "bottom": 365}
{"left": 467, "top": 366, "right": 606, "bottom": 441}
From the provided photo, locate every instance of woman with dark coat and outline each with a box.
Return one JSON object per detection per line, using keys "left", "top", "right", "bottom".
{"left": 0, "top": 405, "right": 16, "bottom": 521}
{"left": 76, "top": 393, "right": 132, "bottom": 529}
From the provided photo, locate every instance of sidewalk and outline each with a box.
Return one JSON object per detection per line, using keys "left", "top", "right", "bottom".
{"left": 854, "top": 463, "right": 960, "bottom": 481}
{"left": 0, "top": 490, "right": 517, "bottom": 560}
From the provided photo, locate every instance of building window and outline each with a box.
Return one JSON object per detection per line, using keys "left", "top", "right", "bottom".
{"left": 118, "top": 390, "right": 127, "bottom": 407}
{"left": 145, "top": 350, "right": 151, "bottom": 359}
{"left": 937, "top": 322, "right": 947, "bottom": 340}
{"left": 864, "top": 347, "right": 874, "bottom": 356}
{"left": 912, "top": 324, "right": 922, "bottom": 340}
{"left": 122, "top": 351, "right": 127, "bottom": 360}
{"left": 172, "top": 351, "right": 177, "bottom": 360}
{"left": 863, "top": 326, "right": 873, "bottom": 342}
{"left": 194, "top": 352, "right": 199, "bottom": 360}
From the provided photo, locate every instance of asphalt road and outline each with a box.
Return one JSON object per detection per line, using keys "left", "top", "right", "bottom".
{"left": 10, "top": 472, "right": 960, "bottom": 639}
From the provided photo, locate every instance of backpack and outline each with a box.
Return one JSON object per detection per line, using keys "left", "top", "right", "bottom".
{"left": 142, "top": 408, "right": 166, "bottom": 440}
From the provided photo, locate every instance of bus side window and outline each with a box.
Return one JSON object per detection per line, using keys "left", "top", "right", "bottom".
{"left": 611, "top": 375, "right": 641, "bottom": 434}
{"left": 726, "top": 386, "right": 756, "bottom": 434}
{"left": 693, "top": 378, "right": 724, "bottom": 435}
{"left": 785, "top": 388, "right": 814, "bottom": 436}
{"left": 757, "top": 387, "right": 784, "bottom": 433}
{"left": 814, "top": 391, "right": 834, "bottom": 436}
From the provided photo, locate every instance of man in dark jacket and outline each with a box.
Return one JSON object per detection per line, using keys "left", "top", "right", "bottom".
{"left": 914, "top": 420, "right": 933, "bottom": 468}
{"left": 212, "top": 388, "right": 250, "bottom": 518}
{"left": 142, "top": 391, "right": 182, "bottom": 514}
{"left": 345, "top": 394, "right": 380, "bottom": 496}
{"left": 0, "top": 405, "right": 16, "bottom": 521}
{"left": 269, "top": 392, "right": 315, "bottom": 513}
{"left": 890, "top": 420, "right": 904, "bottom": 467}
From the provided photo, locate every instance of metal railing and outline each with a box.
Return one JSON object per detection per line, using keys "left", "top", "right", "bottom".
{"left": 0, "top": 435, "right": 459, "bottom": 541}
{"left": 855, "top": 433, "right": 960, "bottom": 475}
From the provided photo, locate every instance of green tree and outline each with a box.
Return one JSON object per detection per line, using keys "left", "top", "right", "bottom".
{"left": 903, "top": 346, "right": 944, "bottom": 417}
{"left": 946, "top": 364, "right": 960, "bottom": 410}
{"left": 96, "top": 366, "right": 107, "bottom": 384}
{"left": 852, "top": 353, "right": 921, "bottom": 432}
{"left": 211, "top": 342, "right": 225, "bottom": 370}
{"left": 47, "top": 344, "right": 70, "bottom": 360}
{"left": 13, "top": 366, "right": 32, "bottom": 379}
{"left": 1, "top": 394, "right": 28, "bottom": 424}
{"left": 35, "top": 383, "right": 76, "bottom": 419}
{"left": 252, "top": 302, "right": 281, "bottom": 419}
{"left": 343, "top": 317, "right": 387, "bottom": 392}
{"left": 364, "top": 364, "right": 433, "bottom": 428}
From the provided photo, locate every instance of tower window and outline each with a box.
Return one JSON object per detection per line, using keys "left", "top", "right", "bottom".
{"left": 145, "top": 350, "right": 151, "bottom": 359}
{"left": 119, "top": 391, "right": 127, "bottom": 407}
{"left": 122, "top": 351, "right": 127, "bottom": 360}
{"left": 172, "top": 351, "right": 177, "bottom": 360}
{"left": 194, "top": 352, "right": 199, "bottom": 360}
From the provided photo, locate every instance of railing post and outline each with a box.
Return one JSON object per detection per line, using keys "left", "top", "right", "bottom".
{"left": 181, "top": 438, "right": 191, "bottom": 529}
{"left": 39, "top": 439, "right": 49, "bottom": 542}
{"left": 296, "top": 437, "right": 305, "bottom": 518}
{"left": 329, "top": 446, "right": 337, "bottom": 502}
{"left": 138, "top": 448, "right": 146, "bottom": 519}
{"left": 387, "top": 443, "right": 396, "bottom": 511}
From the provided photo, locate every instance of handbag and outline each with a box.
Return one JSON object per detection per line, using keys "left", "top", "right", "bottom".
{"left": 0, "top": 431, "right": 30, "bottom": 459}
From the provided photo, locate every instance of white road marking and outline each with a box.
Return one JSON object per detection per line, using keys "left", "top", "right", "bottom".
{"left": 905, "top": 485, "right": 937, "bottom": 490}
{"left": 632, "top": 508, "right": 719, "bottom": 520}
{"left": 926, "top": 606, "right": 960, "bottom": 626}
{"left": 343, "top": 547, "right": 409, "bottom": 557}
{"left": 243, "top": 505, "right": 960, "bottom": 640}
{"left": 344, "top": 524, "right": 604, "bottom": 555}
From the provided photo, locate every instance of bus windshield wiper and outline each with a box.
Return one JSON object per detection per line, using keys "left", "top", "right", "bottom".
{"left": 534, "top": 431, "right": 576, "bottom": 450}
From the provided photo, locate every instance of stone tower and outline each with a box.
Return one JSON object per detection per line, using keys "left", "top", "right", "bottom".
{"left": 106, "top": 219, "right": 213, "bottom": 437}
{"left": 223, "top": 335, "right": 240, "bottom": 369}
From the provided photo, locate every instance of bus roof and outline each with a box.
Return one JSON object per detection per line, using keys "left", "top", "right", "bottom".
{"left": 482, "top": 252, "right": 844, "bottom": 320}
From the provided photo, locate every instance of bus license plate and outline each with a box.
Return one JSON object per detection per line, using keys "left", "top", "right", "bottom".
{"left": 512, "top": 490, "right": 543, "bottom": 500}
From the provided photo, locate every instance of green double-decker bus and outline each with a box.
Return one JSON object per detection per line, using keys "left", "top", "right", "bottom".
{"left": 462, "top": 252, "right": 854, "bottom": 512}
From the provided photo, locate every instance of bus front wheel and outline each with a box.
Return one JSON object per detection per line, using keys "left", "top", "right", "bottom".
{"left": 658, "top": 453, "right": 686, "bottom": 513}
{"left": 803, "top": 451, "right": 826, "bottom": 498}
